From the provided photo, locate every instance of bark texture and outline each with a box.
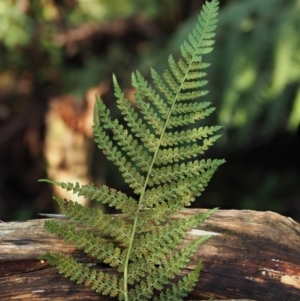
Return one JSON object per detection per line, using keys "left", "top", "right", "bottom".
{"left": 0, "top": 209, "right": 299, "bottom": 301}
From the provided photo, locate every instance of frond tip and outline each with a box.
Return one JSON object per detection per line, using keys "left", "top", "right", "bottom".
{"left": 41, "top": 1, "right": 222, "bottom": 301}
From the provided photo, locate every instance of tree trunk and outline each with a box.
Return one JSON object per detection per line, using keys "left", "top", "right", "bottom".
{"left": 0, "top": 209, "right": 299, "bottom": 301}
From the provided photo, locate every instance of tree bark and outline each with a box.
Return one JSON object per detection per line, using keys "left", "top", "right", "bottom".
{"left": 0, "top": 209, "right": 299, "bottom": 301}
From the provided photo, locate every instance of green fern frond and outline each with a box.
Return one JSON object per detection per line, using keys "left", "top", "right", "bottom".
{"left": 155, "top": 136, "right": 221, "bottom": 165}
{"left": 143, "top": 176, "right": 210, "bottom": 208}
{"left": 131, "top": 209, "right": 217, "bottom": 262}
{"left": 39, "top": 179, "right": 138, "bottom": 217}
{"left": 53, "top": 197, "right": 131, "bottom": 243}
{"left": 153, "top": 261, "right": 202, "bottom": 301}
{"left": 43, "top": 252, "right": 122, "bottom": 297}
{"left": 40, "top": 1, "right": 223, "bottom": 300}
{"left": 128, "top": 237, "right": 208, "bottom": 301}
{"left": 132, "top": 71, "right": 169, "bottom": 118}
{"left": 161, "top": 125, "right": 221, "bottom": 146}
{"left": 149, "top": 159, "right": 224, "bottom": 187}
{"left": 44, "top": 220, "right": 124, "bottom": 267}
{"left": 95, "top": 95, "right": 153, "bottom": 171}
{"left": 112, "top": 75, "right": 159, "bottom": 152}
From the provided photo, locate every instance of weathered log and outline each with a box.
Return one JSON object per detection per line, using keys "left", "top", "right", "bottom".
{"left": 0, "top": 209, "right": 299, "bottom": 301}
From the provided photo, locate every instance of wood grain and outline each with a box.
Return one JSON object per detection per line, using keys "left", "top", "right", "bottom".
{"left": 1, "top": 209, "right": 299, "bottom": 300}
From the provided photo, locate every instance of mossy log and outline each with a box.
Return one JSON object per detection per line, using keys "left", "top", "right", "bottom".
{"left": 0, "top": 209, "right": 299, "bottom": 301}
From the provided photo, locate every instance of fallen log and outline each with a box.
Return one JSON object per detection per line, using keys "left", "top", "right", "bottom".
{"left": 0, "top": 209, "right": 299, "bottom": 301}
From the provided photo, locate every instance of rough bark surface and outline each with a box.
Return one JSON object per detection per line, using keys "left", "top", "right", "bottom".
{"left": 0, "top": 209, "right": 299, "bottom": 301}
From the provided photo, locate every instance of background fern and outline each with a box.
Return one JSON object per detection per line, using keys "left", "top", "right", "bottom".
{"left": 40, "top": 0, "right": 224, "bottom": 300}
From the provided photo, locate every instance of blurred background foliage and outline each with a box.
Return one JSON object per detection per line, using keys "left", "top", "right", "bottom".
{"left": 0, "top": 0, "right": 299, "bottom": 222}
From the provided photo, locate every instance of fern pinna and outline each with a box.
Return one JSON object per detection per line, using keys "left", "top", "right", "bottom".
{"left": 40, "top": 0, "right": 224, "bottom": 300}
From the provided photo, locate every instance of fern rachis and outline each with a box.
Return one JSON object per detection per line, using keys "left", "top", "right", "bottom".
{"left": 40, "top": 1, "right": 224, "bottom": 300}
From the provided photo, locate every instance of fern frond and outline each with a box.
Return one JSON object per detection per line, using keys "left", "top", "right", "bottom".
{"left": 136, "top": 200, "right": 193, "bottom": 227}
{"left": 131, "top": 209, "right": 216, "bottom": 262}
{"left": 54, "top": 197, "right": 131, "bottom": 243}
{"left": 112, "top": 75, "right": 159, "bottom": 153}
{"left": 161, "top": 125, "right": 221, "bottom": 146}
{"left": 95, "top": 95, "right": 152, "bottom": 172}
{"left": 44, "top": 220, "right": 124, "bottom": 267}
{"left": 42, "top": 252, "right": 122, "bottom": 297}
{"left": 153, "top": 261, "right": 202, "bottom": 301}
{"left": 149, "top": 159, "right": 225, "bottom": 186}
{"left": 132, "top": 71, "right": 169, "bottom": 119}
{"left": 165, "top": 107, "right": 211, "bottom": 128}
{"left": 143, "top": 176, "right": 209, "bottom": 208}
{"left": 132, "top": 76, "right": 166, "bottom": 135}
{"left": 136, "top": 202, "right": 185, "bottom": 229}
{"left": 150, "top": 68, "right": 174, "bottom": 105}
{"left": 93, "top": 102, "right": 145, "bottom": 194}
{"left": 156, "top": 135, "right": 221, "bottom": 165}
{"left": 39, "top": 179, "right": 138, "bottom": 217}
{"left": 128, "top": 236, "right": 209, "bottom": 301}
{"left": 126, "top": 209, "right": 215, "bottom": 285}
{"left": 41, "top": 1, "right": 222, "bottom": 300}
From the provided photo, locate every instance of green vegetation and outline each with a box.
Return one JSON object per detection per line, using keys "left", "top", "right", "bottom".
{"left": 39, "top": 1, "right": 223, "bottom": 299}
{"left": 1, "top": 0, "right": 299, "bottom": 223}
